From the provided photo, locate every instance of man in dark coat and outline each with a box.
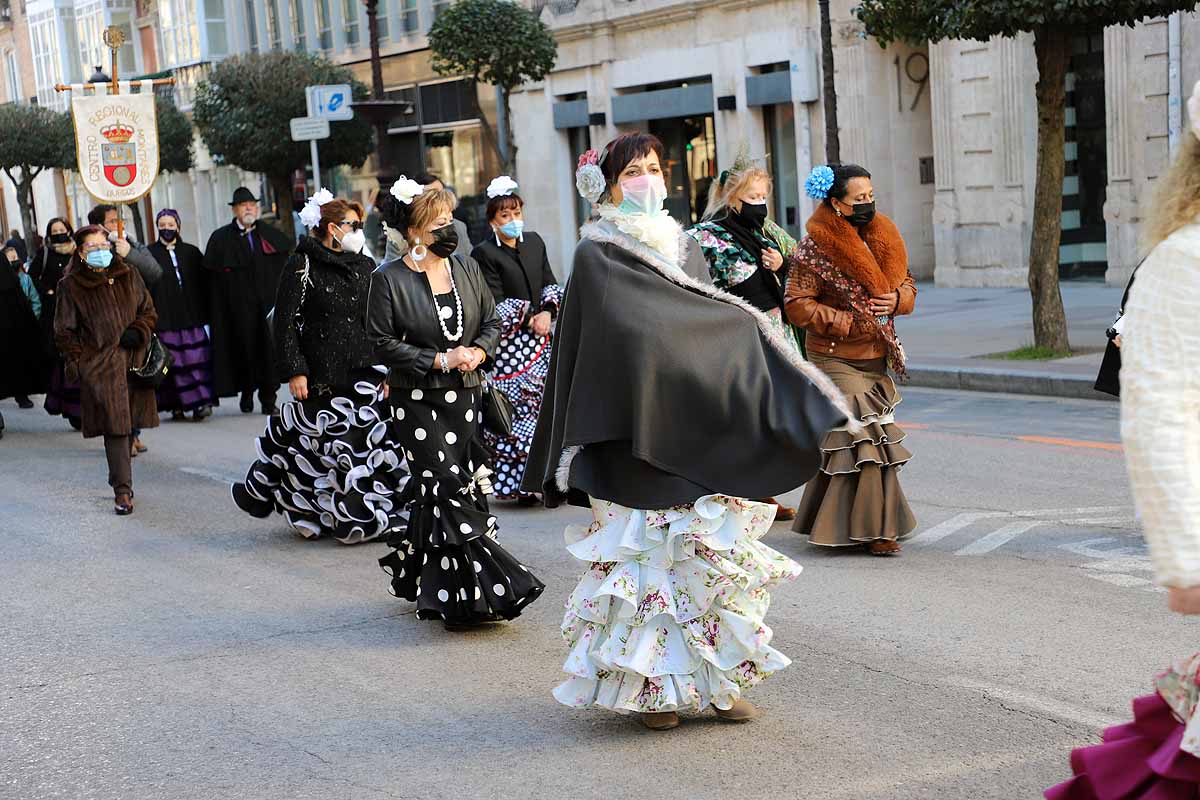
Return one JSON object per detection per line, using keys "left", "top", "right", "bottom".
{"left": 202, "top": 187, "right": 291, "bottom": 414}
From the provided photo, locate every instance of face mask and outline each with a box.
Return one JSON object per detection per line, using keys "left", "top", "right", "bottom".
{"left": 497, "top": 220, "right": 524, "bottom": 240}
{"left": 337, "top": 228, "right": 366, "bottom": 254}
{"left": 844, "top": 201, "right": 876, "bottom": 228}
{"left": 428, "top": 224, "right": 459, "bottom": 259}
{"left": 618, "top": 173, "right": 668, "bottom": 216}
{"left": 86, "top": 249, "right": 113, "bottom": 269}
{"left": 6, "top": 257, "right": 17, "bottom": 270}
{"left": 158, "top": 229, "right": 178, "bottom": 243}
{"left": 49, "top": 232, "right": 71, "bottom": 245}
{"left": 735, "top": 201, "right": 768, "bottom": 229}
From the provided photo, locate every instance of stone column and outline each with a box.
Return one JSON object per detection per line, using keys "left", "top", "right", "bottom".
{"left": 1103, "top": 24, "right": 1140, "bottom": 286}
{"left": 929, "top": 39, "right": 959, "bottom": 285}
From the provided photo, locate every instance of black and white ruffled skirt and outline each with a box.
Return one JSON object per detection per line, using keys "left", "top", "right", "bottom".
{"left": 231, "top": 373, "right": 409, "bottom": 544}
{"left": 379, "top": 385, "right": 545, "bottom": 624}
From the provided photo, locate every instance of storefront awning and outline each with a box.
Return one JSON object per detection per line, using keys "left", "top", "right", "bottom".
{"left": 611, "top": 83, "right": 714, "bottom": 124}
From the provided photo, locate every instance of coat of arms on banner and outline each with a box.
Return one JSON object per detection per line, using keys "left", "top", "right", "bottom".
{"left": 101, "top": 123, "right": 137, "bottom": 187}
{"left": 71, "top": 91, "right": 159, "bottom": 203}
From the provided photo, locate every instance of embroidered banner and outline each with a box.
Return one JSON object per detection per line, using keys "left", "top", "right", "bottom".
{"left": 70, "top": 90, "right": 159, "bottom": 203}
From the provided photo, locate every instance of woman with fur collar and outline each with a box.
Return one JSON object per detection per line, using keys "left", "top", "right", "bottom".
{"left": 524, "top": 132, "right": 850, "bottom": 731}
{"left": 784, "top": 163, "right": 918, "bottom": 556}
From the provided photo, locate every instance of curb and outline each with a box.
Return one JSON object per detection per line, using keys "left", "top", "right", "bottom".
{"left": 905, "top": 364, "right": 1116, "bottom": 402}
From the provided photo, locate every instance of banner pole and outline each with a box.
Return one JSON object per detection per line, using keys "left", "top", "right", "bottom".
{"left": 105, "top": 25, "right": 124, "bottom": 238}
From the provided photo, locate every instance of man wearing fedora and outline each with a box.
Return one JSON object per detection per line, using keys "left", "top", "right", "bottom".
{"left": 202, "top": 187, "right": 291, "bottom": 415}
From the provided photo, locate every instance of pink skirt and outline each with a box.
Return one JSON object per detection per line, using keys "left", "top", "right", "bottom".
{"left": 1046, "top": 692, "right": 1200, "bottom": 798}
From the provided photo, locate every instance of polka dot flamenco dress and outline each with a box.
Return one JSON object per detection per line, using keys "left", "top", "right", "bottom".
{"left": 379, "top": 293, "right": 545, "bottom": 624}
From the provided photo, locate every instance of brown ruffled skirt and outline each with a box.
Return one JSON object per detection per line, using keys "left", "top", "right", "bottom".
{"left": 793, "top": 355, "right": 917, "bottom": 546}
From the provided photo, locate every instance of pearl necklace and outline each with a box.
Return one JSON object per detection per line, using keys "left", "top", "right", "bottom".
{"left": 429, "top": 259, "right": 464, "bottom": 342}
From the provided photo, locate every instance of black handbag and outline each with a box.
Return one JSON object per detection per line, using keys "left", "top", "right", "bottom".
{"left": 480, "top": 379, "right": 514, "bottom": 436}
{"left": 129, "top": 333, "right": 174, "bottom": 389}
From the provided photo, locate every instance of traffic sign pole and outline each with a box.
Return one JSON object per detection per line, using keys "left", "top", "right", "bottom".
{"left": 310, "top": 139, "right": 321, "bottom": 190}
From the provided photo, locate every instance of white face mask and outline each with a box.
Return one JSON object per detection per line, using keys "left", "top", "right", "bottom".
{"left": 618, "top": 173, "right": 669, "bottom": 216}
{"left": 337, "top": 228, "right": 366, "bottom": 254}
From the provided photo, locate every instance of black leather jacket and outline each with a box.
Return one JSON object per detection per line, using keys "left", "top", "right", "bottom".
{"left": 367, "top": 254, "right": 500, "bottom": 389}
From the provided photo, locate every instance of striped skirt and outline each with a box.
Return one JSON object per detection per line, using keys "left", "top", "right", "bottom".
{"left": 155, "top": 326, "right": 216, "bottom": 413}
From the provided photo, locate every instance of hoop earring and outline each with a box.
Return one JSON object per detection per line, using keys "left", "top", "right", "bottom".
{"left": 411, "top": 237, "right": 427, "bottom": 262}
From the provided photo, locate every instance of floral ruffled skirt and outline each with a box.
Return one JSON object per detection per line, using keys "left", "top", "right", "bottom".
{"left": 555, "top": 495, "right": 801, "bottom": 713}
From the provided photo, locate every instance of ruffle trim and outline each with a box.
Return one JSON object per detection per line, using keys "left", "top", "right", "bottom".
{"left": 232, "top": 380, "right": 408, "bottom": 544}
{"left": 821, "top": 375, "right": 911, "bottom": 476}
{"left": 380, "top": 466, "right": 545, "bottom": 623}
{"left": 1045, "top": 693, "right": 1200, "bottom": 798}
{"left": 555, "top": 495, "right": 800, "bottom": 713}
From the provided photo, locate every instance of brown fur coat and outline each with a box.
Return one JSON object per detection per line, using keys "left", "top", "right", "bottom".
{"left": 54, "top": 258, "right": 159, "bottom": 438}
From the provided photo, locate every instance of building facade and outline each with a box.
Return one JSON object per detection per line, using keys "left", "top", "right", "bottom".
{"left": 514, "top": 0, "right": 1199, "bottom": 288}
{"left": 511, "top": 0, "right": 935, "bottom": 279}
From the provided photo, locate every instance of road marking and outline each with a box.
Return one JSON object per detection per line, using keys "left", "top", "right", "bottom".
{"left": 954, "top": 519, "right": 1044, "bottom": 556}
{"left": 947, "top": 677, "right": 1118, "bottom": 730}
{"left": 1015, "top": 435, "right": 1123, "bottom": 452}
{"left": 180, "top": 466, "right": 240, "bottom": 484}
{"left": 1058, "top": 538, "right": 1164, "bottom": 593}
{"left": 906, "top": 511, "right": 1009, "bottom": 545}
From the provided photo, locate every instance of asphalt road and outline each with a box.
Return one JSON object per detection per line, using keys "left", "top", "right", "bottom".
{"left": 0, "top": 387, "right": 1187, "bottom": 800}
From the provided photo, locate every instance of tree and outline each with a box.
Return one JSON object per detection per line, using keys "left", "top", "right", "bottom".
{"left": 0, "top": 104, "right": 74, "bottom": 253}
{"left": 819, "top": 0, "right": 840, "bottom": 162}
{"left": 856, "top": 0, "right": 1194, "bottom": 353}
{"left": 429, "top": 0, "right": 557, "bottom": 176}
{"left": 192, "top": 52, "right": 374, "bottom": 238}
{"left": 129, "top": 97, "right": 195, "bottom": 242}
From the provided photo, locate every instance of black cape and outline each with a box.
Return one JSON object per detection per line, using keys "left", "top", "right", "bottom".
{"left": 522, "top": 219, "right": 849, "bottom": 509}
{"left": 202, "top": 220, "right": 291, "bottom": 397}
{"left": 29, "top": 247, "right": 73, "bottom": 353}
{"left": 149, "top": 240, "right": 208, "bottom": 331}
{"left": 0, "top": 266, "right": 48, "bottom": 399}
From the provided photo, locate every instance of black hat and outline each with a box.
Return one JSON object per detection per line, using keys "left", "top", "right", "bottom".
{"left": 229, "top": 187, "right": 259, "bottom": 206}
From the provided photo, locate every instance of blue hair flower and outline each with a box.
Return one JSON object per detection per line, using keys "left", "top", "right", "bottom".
{"left": 805, "top": 165, "right": 835, "bottom": 200}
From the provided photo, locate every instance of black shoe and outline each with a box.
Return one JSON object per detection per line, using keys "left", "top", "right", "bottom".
{"left": 171, "top": 410, "right": 187, "bottom": 421}
{"left": 15, "top": 395, "right": 33, "bottom": 409}
{"left": 261, "top": 402, "right": 276, "bottom": 416}
{"left": 0, "top": 409, "right": 5, "bottom": 438}
{"left": 68, "top": 415, "right": 82, "bottom": 431}
{"left": 239, "top": 392, "right": 254, "bottom": 413}
{"left": 193, "top": 405, "right": 213, "bottom": 421}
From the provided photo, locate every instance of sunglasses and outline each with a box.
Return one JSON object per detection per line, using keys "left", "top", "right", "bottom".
{"left": 338, "top": 220, "right": 363, "bottom": 232}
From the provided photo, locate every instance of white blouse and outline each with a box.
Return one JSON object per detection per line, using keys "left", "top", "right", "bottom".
{"left": 1122, "top": 221, "right": 1200, "bottom": 587}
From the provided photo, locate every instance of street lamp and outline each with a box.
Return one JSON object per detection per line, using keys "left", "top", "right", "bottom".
{"left": 352, "top": 0, "right": 413, "bottom": 182}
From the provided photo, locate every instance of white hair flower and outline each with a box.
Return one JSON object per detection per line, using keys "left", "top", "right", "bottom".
{"left": 298, "top": 187, "right": 334, "bottom": 229}
{"left": 486, "top": 176, "right": 519, "bottom": 199}
{"left": 575, "top": 163, "right": 606, "bottom": 204}
{"left": 390, "top": 175, "right": 424, "bottom": 205}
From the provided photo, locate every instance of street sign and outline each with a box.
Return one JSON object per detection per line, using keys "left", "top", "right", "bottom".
{"left": 289, "top": 116, "right": 330, "bottom": 142}
{"left": 306, "top": 84, "right": 354, "bottom": 121}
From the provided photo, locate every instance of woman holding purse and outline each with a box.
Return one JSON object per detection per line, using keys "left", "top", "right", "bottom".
{"left": 53, "top": 225, "right": 158, "bottom": 515}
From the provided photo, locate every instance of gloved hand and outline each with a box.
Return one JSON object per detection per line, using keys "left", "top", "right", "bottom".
{"left": 119, "top": 327, "right": 143, "bottom": 349}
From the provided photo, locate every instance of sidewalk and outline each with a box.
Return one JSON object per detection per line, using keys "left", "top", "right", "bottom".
{"left": 899, "top": 282, "right": 1123, "bottom": 400}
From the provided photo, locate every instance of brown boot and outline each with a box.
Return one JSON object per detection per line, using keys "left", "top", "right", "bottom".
{"left": 639, "top": 711, "right": 680, "bottom": 731}
{"left": 758, "top": 498, "right": 795, "bottom": 522}
{"left": 713, "top": 699, "right": 762, "bottom": 722}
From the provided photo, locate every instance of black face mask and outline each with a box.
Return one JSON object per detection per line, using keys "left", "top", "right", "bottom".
{"left": 844, "top": 202, "right": 876, "bottom": 228}
{"left": 49, "top": 232, "right": 71, "bottom": 245}
{"left": 6, "top": 258, "right": 18, "bottom": 270}
{"left": 158, "top": 229, "right": 178, "bottom": 243}
{"left": 734, "top": 202, "right": 768, "bottom": 230}
{"left": 428, "top": 224, "right": 459, "bottom": 259}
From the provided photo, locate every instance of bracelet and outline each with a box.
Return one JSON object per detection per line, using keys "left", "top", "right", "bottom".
{"left": 439, "top": 353, "right": 450, "bottom": 373}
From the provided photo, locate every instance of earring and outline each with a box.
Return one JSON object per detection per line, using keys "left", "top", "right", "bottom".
{"left": 494, "top": 228, "right": 501, "bottom": 247}
{"left": 411, "top": 236, "right": 427, "bottom": 262}
{"left": 835, "top": 208, "right": 843, "bottom": 217}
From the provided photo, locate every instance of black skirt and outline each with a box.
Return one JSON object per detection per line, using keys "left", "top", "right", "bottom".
{"left": 380, "top": 385, "right": 544, "bottom": 623}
